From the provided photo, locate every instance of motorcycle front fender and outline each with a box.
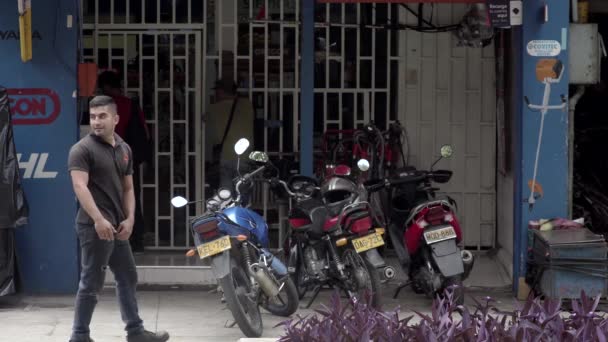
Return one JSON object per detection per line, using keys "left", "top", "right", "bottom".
{"left": 428, "top": 239, "right": 464, "bottom": 278}
{"left": 363, "top": 248, "right": 386, "bottom": 268}
{"left": 210, "top": 250, "right": 231, "bottom": 279}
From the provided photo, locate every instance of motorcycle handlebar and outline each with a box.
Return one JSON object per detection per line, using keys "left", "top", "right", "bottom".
{"left": 365, "top": 172, "right": 428, "bottom": 192}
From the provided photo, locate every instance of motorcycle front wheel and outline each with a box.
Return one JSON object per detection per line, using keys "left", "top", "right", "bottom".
{"left": 341, "top": 248, "right": 381, "bottom": 308}
{"left": 219, "top": 254, "right": 263, "bottom": 337}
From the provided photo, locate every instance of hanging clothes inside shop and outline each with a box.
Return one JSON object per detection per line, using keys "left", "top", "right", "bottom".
{"left": 0, "top": 86, "right": 29, "bottom": 296}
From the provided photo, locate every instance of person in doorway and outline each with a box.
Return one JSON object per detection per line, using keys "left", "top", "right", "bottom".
{"left": 206, "top": 76, "right": 255, "bottom": 193}
{"left": 68, "top": 96, "right": 169, "bottom": 342}
{"left": 97, "top": 70, "right": 151, "bottom": 253}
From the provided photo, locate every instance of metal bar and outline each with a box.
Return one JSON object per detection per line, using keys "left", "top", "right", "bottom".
{"left": 173, "top": 0, "right": 176, "bottom": 24}
{"left": 300, "top": 0, "right": 315, "bottom": 176}
{"left": 294, "top": 0, "right": 300, "bottom": 154}
{"left": 188, "top": 0, "right": 191, "bottom": 23}
{"left": 218, "top": 1, "right": 223, "bottom": 78}
{"left": 279, "top": 0, "right": 284, "bottom": 155}
{"left": 264, "top": 0, "right": 269, "bottom": 157}
{"left": 387, "top": 4, "right": 392, "bottom": 124}
{"left": 196, "top": 32, "right": 203, "bottom": 217}
{"left": 249, "top": 1, "right": 253, "bottom": 101}
{"left": 157, "top": 0, "right": 161, "bottom": 24}
{"left": 126, "top": 0, "right": 130, "bottom": 24}
{"left": 111, "top": 0, "right": 115, "bottom": 24}
{"left": 170, "top": 33, "right": 175, "bottom": 248}
{"left": 184, "top": 33, "right": 190, "bottom": 247}
{"left": 234, "top": 0, "right": 238, "bottom": 82}
{"left": 154, "top": 33, "right": 159, "bottom": 247}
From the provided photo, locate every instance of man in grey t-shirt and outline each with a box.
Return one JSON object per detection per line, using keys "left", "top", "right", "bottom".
{"left": 68, "top": 95, "right": 169, "bottom": 342}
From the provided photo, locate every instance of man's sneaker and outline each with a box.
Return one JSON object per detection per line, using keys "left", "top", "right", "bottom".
{"left": 126, "top": 330, "right": 169, "bottom": 342}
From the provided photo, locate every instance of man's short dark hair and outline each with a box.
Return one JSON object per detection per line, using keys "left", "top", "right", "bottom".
{"left": 97, "top": 70, "right": 122, "bottom": 90}
{"left": 89, "top": 95, "right": 117, "bottom": 114}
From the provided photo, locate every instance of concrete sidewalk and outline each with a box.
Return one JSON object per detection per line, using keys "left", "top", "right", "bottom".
{"left": 0, "top": 283, "right": 517, "bottom": 342}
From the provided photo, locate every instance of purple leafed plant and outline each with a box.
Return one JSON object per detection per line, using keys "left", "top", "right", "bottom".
{"left": 277, "top": 289, "right": 608, "bottom": 342}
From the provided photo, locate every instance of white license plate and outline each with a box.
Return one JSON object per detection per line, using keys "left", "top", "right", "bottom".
{"left": 424, "top": 226, "right": 456, "bottom": 244}
{"left": 196, "top": 235, "right": 231, "bottom": 259}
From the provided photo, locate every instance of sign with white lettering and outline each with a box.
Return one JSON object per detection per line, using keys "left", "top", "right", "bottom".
{"left": 527, "top": 40, "right": 562, "bottom": 57}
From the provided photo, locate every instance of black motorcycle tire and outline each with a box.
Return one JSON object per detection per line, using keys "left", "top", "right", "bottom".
{"left": 288, "top": 250, "right": 309, "bottom": 300}
{"left": 219, "top": 254, "right": 263, "bottom": 338}
{"left": 262, "top": 276, "right": 299, "bottom": 317}
{"left": 342, "top": 248, "right": 381, "bottom": 308}
{"left": 444, "top": 276, "right": 465, "bottom": 306}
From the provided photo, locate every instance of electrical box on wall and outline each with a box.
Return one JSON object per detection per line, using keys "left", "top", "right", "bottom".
{"left": 569, "top": 24, "right": 602, "bottom": 84}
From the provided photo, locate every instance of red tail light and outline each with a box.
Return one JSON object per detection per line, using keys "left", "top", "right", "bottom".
{"left": 194, "top": 220, "right": 219, "bottom": 241}
{"left": 349, "top": 217, "right": 372, "bottom": 235}
{"left": 425, "top": 206, "right": 447, "bottom": 225}
{"left": 202, "top": 230, "right": 219, "bottom": 240}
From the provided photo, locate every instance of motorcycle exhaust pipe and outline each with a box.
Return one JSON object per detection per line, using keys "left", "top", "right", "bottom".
{"left": 461, "top": 250, "right": 475, "bottom": 280}
{"left": 250, "top": 264, "right": 280, "bottom": 297}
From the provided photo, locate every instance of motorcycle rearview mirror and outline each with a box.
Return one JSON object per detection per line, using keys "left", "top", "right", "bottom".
{"left": 171, "top": 196, "right": 189, "bottom": 208}
{"left": 234, "top": 138, "right": 250, "bottom": 156}
{"left": 357, "top": 159, "right": 370, "bottom": 172}
{"left": 249, "top": 151, "right": 269, "bottom": 163}
{"left": 440, "top": 145, "right": 454, "bottom": 159}
{"left": 431, "top": 144, "right": 455, "bottom": 170}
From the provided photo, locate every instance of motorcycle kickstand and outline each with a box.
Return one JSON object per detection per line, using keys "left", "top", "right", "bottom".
{"left": 393, "top": 281, "right": 412, "bottom": 299}
{"left": 305, "top": 285, "right": 323, "bottom": 309}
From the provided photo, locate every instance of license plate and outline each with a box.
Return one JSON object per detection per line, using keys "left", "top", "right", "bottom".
{"left": 352, "top": 233, "right": 385, "bottom": 253}
{"left": 424, "top": 226, "right": 456, "bottom": 244}
{"left": 196, "top": 235, "right": 231, "bottom": 259}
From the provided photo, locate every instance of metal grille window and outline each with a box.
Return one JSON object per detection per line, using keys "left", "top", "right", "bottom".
{"left": 81, "top": 0, "right": 496, "bottom": 250}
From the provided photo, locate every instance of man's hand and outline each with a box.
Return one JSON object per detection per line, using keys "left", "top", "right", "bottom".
{"left": 116, "top": 218, "right": 134, "bottom": 240}
{"left": 95, "top": 218, "right": 117, "bottom": 241}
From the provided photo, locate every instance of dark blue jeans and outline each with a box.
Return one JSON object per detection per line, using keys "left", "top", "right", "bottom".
{"left": 70, "top": 224, "right": 144, "bottom": 341}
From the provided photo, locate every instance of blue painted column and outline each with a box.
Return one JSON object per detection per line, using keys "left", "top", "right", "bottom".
{"left": 300, "top": 0, "right": 315, "bottom": 176}
{"left": 514, "top": 2, "right": 570, "bottom": 293}
{"left": 0, "top": 0, "right": 79, "bottom": 293}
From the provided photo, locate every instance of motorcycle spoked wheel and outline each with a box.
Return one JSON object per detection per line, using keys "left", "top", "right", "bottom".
{"left": 219, "top": 254, "right": 263, "bottom": 337}
{"left": 341, "top": 248, "right": 381, "bottom": 308}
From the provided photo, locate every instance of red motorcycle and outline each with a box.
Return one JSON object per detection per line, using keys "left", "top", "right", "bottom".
{"left": 275, "top": 160, "right": 393, "bottom": 309}
{"left": 365, "top": 145, "right": 474, "bottom": 304}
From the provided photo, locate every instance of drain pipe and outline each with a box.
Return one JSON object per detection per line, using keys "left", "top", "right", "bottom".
{"left": 568, "top": 86, "right": 586, "bottom": 218}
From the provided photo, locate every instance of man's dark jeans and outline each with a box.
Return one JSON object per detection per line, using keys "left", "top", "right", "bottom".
{"left": 70, "top": 224, "right": 144, "bottom": 341}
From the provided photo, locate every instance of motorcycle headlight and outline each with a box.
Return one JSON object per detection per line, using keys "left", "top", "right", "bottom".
{"left": 217, "top": 188, "right": 232, "bottom": 201}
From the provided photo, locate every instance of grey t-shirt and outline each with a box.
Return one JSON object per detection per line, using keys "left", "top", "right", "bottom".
{"left": 68, "top": 133, "right": 133, "bottom": 227}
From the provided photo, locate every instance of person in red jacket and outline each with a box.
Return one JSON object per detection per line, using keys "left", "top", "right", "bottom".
{"left": 97, "top": 71, "right": 151, "bottom": 253}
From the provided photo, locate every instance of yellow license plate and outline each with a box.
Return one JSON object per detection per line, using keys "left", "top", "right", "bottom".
{"left": 196, "top": 235, "right": 231, "bottom": 259}
{"left": 352, "top": 233, "right": 385, "bottom": 253}
{"left": 424, "top": 226, "right": 456, "bottom": 244}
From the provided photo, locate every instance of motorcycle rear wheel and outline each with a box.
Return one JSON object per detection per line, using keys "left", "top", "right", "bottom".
{"left": 219, "top": 254, "right": 263, "bottom": 337}
{"left": 341, "top": 248, "right": 381, "bottom": 308}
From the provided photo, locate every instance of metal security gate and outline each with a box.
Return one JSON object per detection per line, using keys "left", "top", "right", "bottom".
{"left": 81, "top": 0, "right": 497, "bottom": 250}
{"left": 82, "top": 29, "right": 202, "bottom": 249}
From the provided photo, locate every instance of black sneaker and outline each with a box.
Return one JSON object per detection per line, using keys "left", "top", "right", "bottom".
{"left": 127, "top": 330, "right": 169, "bottom": 342}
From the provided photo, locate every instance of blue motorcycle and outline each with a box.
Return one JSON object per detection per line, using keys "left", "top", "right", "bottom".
{"left": 171, "top": 138, "right": 299, "bottom": 338}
